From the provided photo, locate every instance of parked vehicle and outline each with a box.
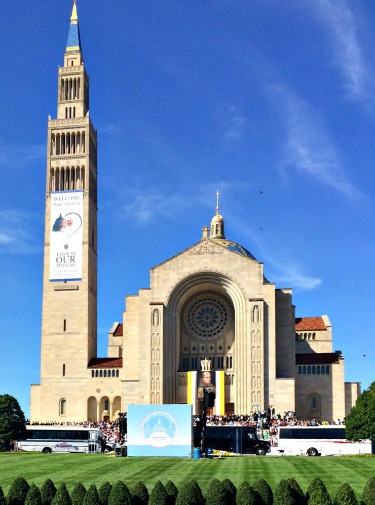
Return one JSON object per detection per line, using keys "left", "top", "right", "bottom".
{"left": 18, "top": 426, "right": 103, "bottom": 453}
{"left": 275, "top": 425, "right": 371, "bottom": 456}
{"left": 194, "top": 425, "right": 271, "bottom": 455}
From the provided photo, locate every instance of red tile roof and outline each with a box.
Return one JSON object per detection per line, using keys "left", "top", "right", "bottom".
{"left": 296, "top": 353, "right": 340, "bottom": 365}
{"left": 295, "top": 317, "right": 326, "bottom": 331}
{"left": 113, "top": 323, "right": 123, "bottom": 336}
{"left": 88, "top": 357, "right": 123, "bottom": 369}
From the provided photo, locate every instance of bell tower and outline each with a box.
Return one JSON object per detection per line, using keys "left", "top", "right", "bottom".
{"left": 31, "top": 0, "right": 98, "bottom": 421}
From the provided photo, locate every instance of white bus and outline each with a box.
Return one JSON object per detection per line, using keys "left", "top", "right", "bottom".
{"left": 18, "top": 426, "right": 103, "bottom": 454}
{"left": 275, "top": 426, "right": 371, "bottom": 456}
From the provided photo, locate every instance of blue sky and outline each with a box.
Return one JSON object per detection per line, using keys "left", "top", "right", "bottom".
{"left": 1, "top": 0, "right": 374, "bottom": 418}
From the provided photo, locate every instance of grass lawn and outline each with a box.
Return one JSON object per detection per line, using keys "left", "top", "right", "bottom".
{"left": 1, "top": 453, "right": 374, "bottom": 499}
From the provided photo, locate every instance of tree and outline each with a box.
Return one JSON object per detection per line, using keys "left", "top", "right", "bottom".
{"left": 205, "top": 479, "right": 232, "bottom": 505}
{"left": 98, "top": 483, "right": 112, "bottom": 505}
{"left": 71, "top": 484, "right": 86, "bottom": 505}
{"left": 0, "top": 486, "right": 6, "bottom": 505}
{"left": 130, "top": 482, "right": 149, "bottom": 505}
{"left": 252, "top": 480, "right": 273, "bottom": 505}
{"left": 287, "top": 478, "right": 306, "bottom": 505}
{"left": 51, "top": 484, "right": 71, "bottom": 505}
{"left": 274, "top": 480, "right": 298, "bottom": 505}
{"left": 149, "top": 481, "right": 168, "bottom": 505}
{"left": 175, "top": 481, "right": 204, "bottom": 505}
{"left": 333, "top": 483, "right": 358, "bottom": 505}
{"left": 25, "top": 485, "right": 42, "bottom": 505}
{"left": 306, "top": 478, "right": 332, "bottom": 505}
{"left": 0, "top": 395, "right": 27, "bottom": 445}
{"left": 82, "top": 486, "right": 100, "bottom": 505}
{"left": 236, "top": 482, "right": 264, "bottom": 505}
{"left": 165, "top": 480, "right": 178, "bottom": 505}
{"left": 346, "top": 381, "right": 375, "bottom": 441}
{"left": 222, "top": 480, "right": 236, "bottom": 504}
{"left": 7, "top": 477, "right": 30, "bottom": 505}
{"left": 40, "top": 480, "right": 57, "bottom": 505}
{"left": 108, "top": 482, "right": 131, "bottom": 505}
{"left": 362, "top": 477, "right": 375, "bottom": 505}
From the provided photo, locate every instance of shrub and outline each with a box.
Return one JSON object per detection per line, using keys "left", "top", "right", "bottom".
{"left": 7, "top": 477, "right": 30, "bottom": 505}
{"left": 287, "top": 478, "right": 306, "bottom": 505}
{"left": 108, "top": 482, "right": 131, "bottom": 505}
{"left": 98, "top": 483, "right": 112, "bottom": 505}
{"left": 274, "top": 480, "right": 299, "bottom": 505}
{"left": 0, "top": 486, "right": 6, "bottom": 505}
{"left": 71, "top": 485, "right": 86, "bottom": 505}
{"left": 51, "top": 484, "right": 71, "bottom": 505}
{"left": 306, "top": 478, "right": 332, "bottom": 505}
{"left": 236, "top": 482, "right": 264, "bottom": 505}
{"left": 175, "top": 480, "right": 204, "bottom": 505}
{"left": 362, "top": 478, "right": 375, "bottom": 505}
{"left": 130, "top": 482, "right": 149, "bottom": 505}
{"left": 333, "top": 483, "right": 358, "bottom": 505}
{"left": 82, "top": 486, "right": 100, "bottom": 505}
{"left": 222, "top": 480, "right": 236, "bottom": 503}
{"left": 165, "top": 481, "right": 178, "bottom": 505}
{"left": 149, "top": 481, "right": 168, "bottom": 505}
{"left": 205, "top": 479, "right": 231, "bottom": 505}
{"left": 40, "top": 480, "right": 57, "bottom": 505}
{"left": 25, "top": 486, "right": 42, "bottom": 505}
{"left": 252, "top": 479, "right": 273, "bottom": 505}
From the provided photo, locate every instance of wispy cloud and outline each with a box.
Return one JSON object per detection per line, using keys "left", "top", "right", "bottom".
{"left": 228, "top": 215, "right": 322, "bottom": 292}
{"left": 268, "top": 84, "right": 363, "bottom": 200}
{"left": 311, "top": 0, "right": 373, "bottom": 104}
{"left": 0, "top": 210, "right": 40, "bottom": 255}
{"left": 0, "top": 139, "right": 45, "bottom": 167}
{"left": 222, "top": 106, "right": 247, "bottom": 140}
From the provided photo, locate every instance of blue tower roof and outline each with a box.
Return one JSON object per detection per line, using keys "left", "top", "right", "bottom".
{"left": 66, "top": 1, "right": 82, "bottom": 53}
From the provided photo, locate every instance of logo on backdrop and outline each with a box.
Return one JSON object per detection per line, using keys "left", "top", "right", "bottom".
{"left": 141, "top": 412, "right": 177, "bottom": 448}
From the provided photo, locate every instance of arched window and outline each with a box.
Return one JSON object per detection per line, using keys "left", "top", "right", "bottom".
{"left": 116, "top": 370, "right": 119, "bottom": 377}
{"left": 59, "top": 399, "right": 67, "bottom": 416}
{"left": 298, "top": 366, "right": 302, "bottom": 374}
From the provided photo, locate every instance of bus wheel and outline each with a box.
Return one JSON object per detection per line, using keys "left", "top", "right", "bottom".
{"left": 42, "top": 447, "right": 52, "bottom": 454}
{"left": 256, "top": 447, "right": 267, "bottom": 456}
{"left": 307, "top": 447, "right": 318, "bottom": 456}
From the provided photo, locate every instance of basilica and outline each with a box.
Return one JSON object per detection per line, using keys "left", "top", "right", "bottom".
{"left": 30, "top": 2, "right": 359, "bottom": 423}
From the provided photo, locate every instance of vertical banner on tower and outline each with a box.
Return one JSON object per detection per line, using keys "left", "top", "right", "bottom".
{"left": 49, "top": 190, "right": 83, "bottom": 282}
{"left": 187, "top": 371, "right": 197, "bottom": 414}
{"left": 215, "top": 370, "right": 225, "bottom": 415}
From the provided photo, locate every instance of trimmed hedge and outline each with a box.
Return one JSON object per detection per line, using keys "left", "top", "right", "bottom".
{"left": 3, "top": 475, "right": 375, "bottom": 505}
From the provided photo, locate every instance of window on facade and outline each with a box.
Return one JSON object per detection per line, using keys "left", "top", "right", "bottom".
{"left": 312, "top": 366, "right": 316, "bottom": 374}
{"left": 298, "top": 366, "right": 302, "bottom": 374}
{"left": 99, "top": 370, "right": 103, "bottom": 377}
{"left": 226, "top": 356, "right": 233, "bottom": 369}
{"left": 312, "top": 397, "right": 317, "bottom": 409}
{"left": 104, "top": 370, "right": 107, "bottom": 377}
{"left": 182, "top": 356, "right": 189, "bottom": 371}
{"left": 59, "top": 399, "right": 67, "bottom": 416}
{"left": 91, "top": 370, "right": 94, "bottom": 377}
{"left": 116, "top": 370, "right": 119, "bottom": 377}
{"left": 217, "top": 356, "right": 224, "bottom": 369}
{"left": 191, "top": 357, "right": 198, "bottom": 370}
{"left": 62, "top": 364, "right": 66, "bottom": 377}
{"left": 317, "top": 366, "right": 321, "bottom": 375}
{"left": 326, "top": 365, "right": 330, "bottom": 375}
{"left": 104, "top": 400, "right": 109, "bottom": 410}
{"left": 303, "top": 366, "right": 306, "bottom": 374}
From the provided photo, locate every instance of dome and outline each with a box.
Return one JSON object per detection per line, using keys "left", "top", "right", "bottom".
{"left": 212, "top": 239, "right": 256, "bottom": 260}
{"left": 211, "top": 214, "right": 224, "bottom": 223}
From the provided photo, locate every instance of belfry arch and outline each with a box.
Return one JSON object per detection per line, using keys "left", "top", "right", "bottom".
{"left": 163, "top": 270, "right": 255, "bottom": 414}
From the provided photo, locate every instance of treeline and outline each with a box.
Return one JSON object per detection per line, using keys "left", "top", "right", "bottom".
{"left": 1, "top": 476, "right": 375, "bottom": 505}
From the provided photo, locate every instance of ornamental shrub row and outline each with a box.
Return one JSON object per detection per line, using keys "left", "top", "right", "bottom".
{"left": 2, "top": 476, "right": 375, "bottom": 505}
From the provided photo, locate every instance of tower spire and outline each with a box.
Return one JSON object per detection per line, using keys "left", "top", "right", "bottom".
{"left": 210, "top": 190, "right": 225, "bottom": 239}
{"left": 66, "top": 0, "right": 82, "bottom": 55}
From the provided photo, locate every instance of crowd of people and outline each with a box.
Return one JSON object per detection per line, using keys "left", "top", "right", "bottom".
{"left": 27, "top": 411, "right": 344, "bottom": 449}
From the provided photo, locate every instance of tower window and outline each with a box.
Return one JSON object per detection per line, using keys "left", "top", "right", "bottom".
{"left": 63, "top": 319, "right": 67, "bottom": 332}
{"left": 59, "top": 399, "right": 67, "bottom": 416}
{"left": 62, "top": 364, "right": 66, "bottom": 377}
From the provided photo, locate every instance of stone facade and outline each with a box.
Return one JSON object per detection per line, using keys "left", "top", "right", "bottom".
{"left": 29, "top": 2, "right": 360, "bottom": 423}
